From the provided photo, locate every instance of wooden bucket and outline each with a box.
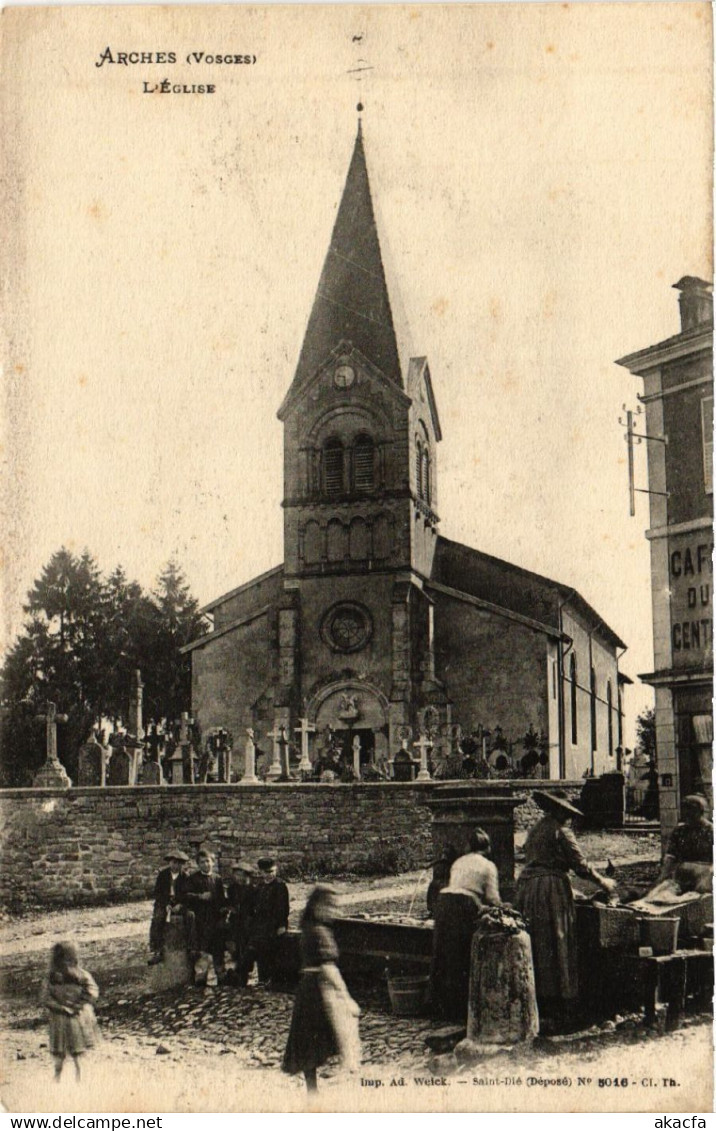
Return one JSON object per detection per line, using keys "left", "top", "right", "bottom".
{"left": 387, "top": 974, "right": 429, "bottom": 1016}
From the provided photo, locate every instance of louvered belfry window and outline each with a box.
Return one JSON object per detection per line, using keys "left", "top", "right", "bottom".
{"left": 416, "top": 441, "right": 423, "bottom": 499}
{"left": 324, "top": 440, "right": 344, "bottom": 496}
{"left": 354, "top": 435, "right": 374, "bottom": 493}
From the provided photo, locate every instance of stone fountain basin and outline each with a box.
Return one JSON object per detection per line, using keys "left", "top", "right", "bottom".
{"left": 279, "top": 916, "right": 435, "bottom": 983}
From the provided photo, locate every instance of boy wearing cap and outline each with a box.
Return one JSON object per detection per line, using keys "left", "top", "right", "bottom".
{"left": 226, "top": 861, "right": 257, "bottom": 986}
{"left": 148, "top": 850, "right": 190, "bottom": 965}
{"left": 246, "top": 858, "right": 290, "bottom": 985}
{"left": 184, "top": 848, "right": 228, "bottom": 982}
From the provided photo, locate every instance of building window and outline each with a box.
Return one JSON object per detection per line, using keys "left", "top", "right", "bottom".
{"left": 416, "top": 422, "right": 431, "bottom": 504}
{"left": 590, "top": 667, "right": 597, "bottom": 752}
{"left": 323, "top": 439, "right": 344, "bottom": 496}
{"left": 422, "top": 449, "right": 431, "bottom": 505}
{"left": 353, "top": 435, "right": 374, "bottom": 493}
{"left": 701, "top": 395, "right": 713, "bottom": 493}
{"left": 570, "top": 653, "right": 578, "bottom": 745}
{"left": 607, "top": 680, "right": 614, "bottom": 757}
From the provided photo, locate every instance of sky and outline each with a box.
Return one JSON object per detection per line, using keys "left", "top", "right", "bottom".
{"left": 2, "top": 3, "right": 713, "bottom": 744}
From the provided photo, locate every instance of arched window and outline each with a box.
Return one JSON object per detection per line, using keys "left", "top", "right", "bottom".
{"left": 570, "top": 653, "right": 578, "bottom": 745}
{"left": 353, "top": 435, "right": 374, "bottom": 493}
{"left": 590, "top": 666, "right": 597, "bottom": 752}
{"left": 422, "top": 448, "right": 431, "bottom": 505}
{"left": 607, "top": 680, "right": 614, "bottom": 757}
{"left": 323, "top": 439, "right": 344, "bottom": 496}
{"left": 416, "top": 422, "right": 431, "bottom": 503}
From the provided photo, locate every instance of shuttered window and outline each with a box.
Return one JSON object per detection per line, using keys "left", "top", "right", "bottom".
{"left": 324, "top": 441, "right": 344, "bottom": 496}
{"left": 354, "top": 436, "right": 374, "bottom": 493}
{"left": 416, "top": 442, "right": 423, "bottom": 499}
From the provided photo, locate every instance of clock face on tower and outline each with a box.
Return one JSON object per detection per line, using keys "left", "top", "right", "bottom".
{"left": 334, "top": 364, "right": 356, "bottom": 389}
{"left": 321, "top": 601, "right": 372, "bottom": 653}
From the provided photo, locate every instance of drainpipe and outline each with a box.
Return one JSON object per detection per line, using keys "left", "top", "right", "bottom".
{"left": 557, "top": 590, "right": 577, "bottom": 779}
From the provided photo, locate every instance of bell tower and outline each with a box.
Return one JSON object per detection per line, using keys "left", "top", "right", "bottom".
{"left": 277, "top": 118, "right": 442, "bottom": 581}
{"left": 275, "top": 115, "right": 445, "bottom": 754}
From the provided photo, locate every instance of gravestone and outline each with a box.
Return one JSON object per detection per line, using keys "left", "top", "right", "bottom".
{"left": 33, "top": 702, "right": 71, "bottom": 789}
{"left": 140, "top": 759, "right": 163, "bottom": 785}
{"left": 77, "top": 739, "right": 104, "bottom": 787}
{"left": 393, "top": 748, "right": 418, "bottom": 782}
{"left": 107, "top": 747, "right": 132, "bottom": 786}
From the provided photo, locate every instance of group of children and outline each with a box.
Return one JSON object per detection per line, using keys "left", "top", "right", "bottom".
{"left": 149, "top": 848, "right": 290, "bottom": 986}
{"left": 44, "top": 878, "right": 360, "bottom": 1094}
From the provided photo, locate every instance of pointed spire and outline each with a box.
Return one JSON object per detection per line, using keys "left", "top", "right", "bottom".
{"left": 290, "top": 121, "right": 403, "bottom": 393}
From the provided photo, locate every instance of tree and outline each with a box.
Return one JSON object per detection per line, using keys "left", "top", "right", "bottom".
{"left": 636, "top": 707, "right": 656, "bottom": 763}
{"left": 141, "top": 559, "right": 207, "bottom": 725}
{"left": 0, "top": 550, "right": 207, "bottom": 785}
{"left": 2, "top": 549, "right": 108, "bottom": 783}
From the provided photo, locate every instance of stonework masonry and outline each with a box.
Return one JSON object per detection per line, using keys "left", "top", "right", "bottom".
{"left": 0, "top": 782, "right": 582, "bottom": 909}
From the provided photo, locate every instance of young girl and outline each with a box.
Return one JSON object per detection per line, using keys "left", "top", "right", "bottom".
{"left": 43, "top": 941, "right": 100, "bottom": 1081}
{"left": 282, "top": 885, "right": 361, "bottom": 1093}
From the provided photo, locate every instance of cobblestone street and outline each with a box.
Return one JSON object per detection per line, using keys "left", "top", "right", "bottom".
{"left": 1, "top": 848, "right": 712, "bottom": 1113}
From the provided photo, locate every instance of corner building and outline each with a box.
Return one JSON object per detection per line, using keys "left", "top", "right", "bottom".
{"left": 617, "top": 278, "right": 713, "bottom": 841}
{"left": 185, "top": 125, "right": 626, "bottom": 777}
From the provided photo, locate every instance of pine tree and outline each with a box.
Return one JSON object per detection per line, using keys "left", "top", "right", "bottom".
{"left": 142, "top": 559, "right": 207, "bottom": 725}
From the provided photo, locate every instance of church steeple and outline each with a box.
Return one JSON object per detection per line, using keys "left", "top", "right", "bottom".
{"left": 289, "top": 121, "right": 403, "bottom": 396}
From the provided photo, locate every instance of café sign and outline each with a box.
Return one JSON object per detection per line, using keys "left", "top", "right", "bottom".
{"left": 669, "top": 535, "right": 713, "bottom": 664}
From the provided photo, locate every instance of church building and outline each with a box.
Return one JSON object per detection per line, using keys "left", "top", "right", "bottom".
{"left": 184, "top": 122, "right": 627, "bottom": 779}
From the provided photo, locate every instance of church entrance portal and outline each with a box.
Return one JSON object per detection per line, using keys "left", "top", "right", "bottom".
{"left": 311, "top": 682, "right": 389, "bottom": 765}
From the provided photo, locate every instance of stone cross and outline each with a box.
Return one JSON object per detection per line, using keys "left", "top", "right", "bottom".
{"left": 33, "top": 701, "right": 71, "bottom": 788}
{"left": 414, "top": 732, "right": 433, "bottom": 782}
{"left": 352, "top": 733, "right": 362, "bottom": 779}
{"left": 279, "top": 726, "right": 291, "bottom": 779}
{"left": 266, "top": 724, "right": 285, "bottom": 781}
{"left": 240, "top": 728, "right": 259, "bottom": 785}
{"left": 294, "top": 717, "right": 316, "bottom": 772}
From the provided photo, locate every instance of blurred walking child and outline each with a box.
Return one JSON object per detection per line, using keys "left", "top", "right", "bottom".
{"left": 282, "top": 885, "right": 361, "bottom": 1093}
{"left": 42, "top": 941, "right": 100, "bottom": 1081}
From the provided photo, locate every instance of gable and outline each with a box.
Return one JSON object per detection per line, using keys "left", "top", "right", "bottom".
{"left": 277, "top": 341, "right": 410, "bottom": 424}
{"left": 406, "top": 356, "right": 442, "bottom": 442}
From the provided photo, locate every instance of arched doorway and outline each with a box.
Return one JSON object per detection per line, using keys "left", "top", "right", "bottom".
{"left": 309, "top": 681, "right": 389, "bottom": 766}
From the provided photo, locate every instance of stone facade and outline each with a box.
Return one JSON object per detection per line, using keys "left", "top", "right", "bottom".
{"left": 185, "top": 123, "right": 626, "bottom": 781}
{"left": 616, "top": 277, "right": 713, "bottom": 844}
{"left": 0, "top": 781, "right": 583, "bottom": 909}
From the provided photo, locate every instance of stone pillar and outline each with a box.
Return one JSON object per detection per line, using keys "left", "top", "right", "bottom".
{"left": 424, "top": 785, "right": 521, "bottom": 899}
{"left": 266, "top": 725, "right": 284, "bottom": 781}
{"left": 240, "top": 729, "right": 260, "bottom": 784}
{"left": 458, "top": 928, "right": 538, "bottom": 1052}
{"left": 128, "top": 669, "right": 145, "bottom": 745}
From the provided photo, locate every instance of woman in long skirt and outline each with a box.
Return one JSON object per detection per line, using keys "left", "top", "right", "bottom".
{"left": 430, "top": 828, "right": 501, "bottom": 1023}
{"left": 515, "top": 790, "right": 616, "bottom": 1034}
{"left": 283, "top": 886, "right": 360, "bottom": 1093}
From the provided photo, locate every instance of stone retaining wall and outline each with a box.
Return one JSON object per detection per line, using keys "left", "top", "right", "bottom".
{"left": 0, "top": 780, "right": 584, "bottom": 910}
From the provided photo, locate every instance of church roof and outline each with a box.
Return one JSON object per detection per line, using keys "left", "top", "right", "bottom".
{"left": 288, "top": 122, "right": 403, "bottom": 399}
{"left": 431, "top": 535, "right": 626, "bottom": 650}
